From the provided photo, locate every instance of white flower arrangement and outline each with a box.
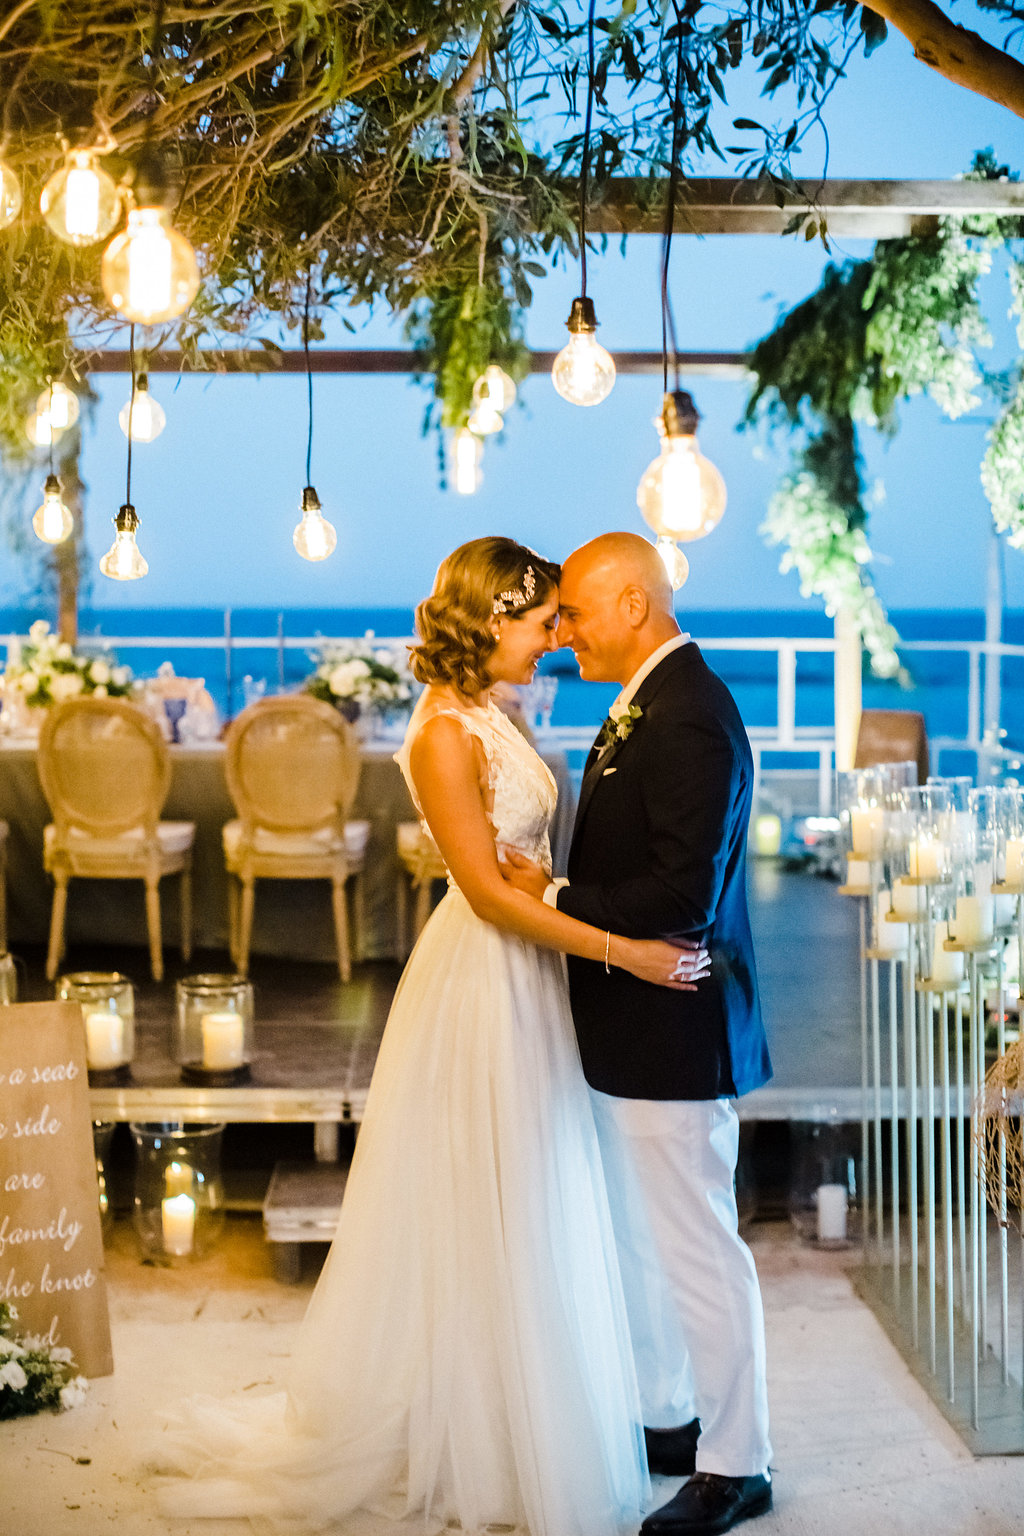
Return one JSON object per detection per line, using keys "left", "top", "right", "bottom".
{"left": 2, "top": 620, "right": 135, "bottom": 710}
{"left": 0, "top": 1302, "right": 88, "bottom": 1419}
{"left": 305, "top": 633, "right": 414, "bottom": 719}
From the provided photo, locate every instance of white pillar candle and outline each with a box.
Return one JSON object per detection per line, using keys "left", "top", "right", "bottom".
{"left": 1004, "top": 837, "right": 1024, "bottom": 886}
{"left": 845, "top": 857, "right": 871, "bottom": 889}
{"left": 817, "top": 1183, "right": 848, "bottom": 1243}
{"left": 84, "top": 1009, "right": 126, "bottom": 1070}
{"left": 952, "top": 893, "right": 994, "bottom": 945}
{"left": 164, "top": 1160, "right": 193, "bottom": 1200}
{"left": 909, "top": 837, "right": 946, "bottom": 881}
{"left": 753, "top": 813, "right": 782, "bottom": 857}
{"left": 891, "top": 879, "right": 922, "bottom": 920}
{"left": 874, "top": 891, "right": 909, "bottom": 954}
{"left": 201, "top": 1011, "right": 245, "bottom": 1070}
{"left": 161, "top": 1193, "right": 195, "bottom": 1256}
{"left": 929, "top": 921, "right": 965, "bottom": 987}
{"left": 850, "top": 806, "right": 886, "bottom": 859}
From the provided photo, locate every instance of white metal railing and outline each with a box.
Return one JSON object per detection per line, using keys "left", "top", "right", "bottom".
{"left": 5, "top": 623, "right": 1023, "bottom": 804}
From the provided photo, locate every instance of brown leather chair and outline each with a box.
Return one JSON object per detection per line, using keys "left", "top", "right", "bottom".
{"left": 854, "top": 709, "right": 929, "bottom": 786}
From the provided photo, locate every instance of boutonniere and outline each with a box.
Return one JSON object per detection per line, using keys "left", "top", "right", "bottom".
{"left": 597, "top": 704, "right": 642, "bottom": 754}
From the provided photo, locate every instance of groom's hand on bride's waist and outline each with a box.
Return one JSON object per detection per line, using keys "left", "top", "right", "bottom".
{"left": 499, "top": 848, "right": 553, "bottom": 901}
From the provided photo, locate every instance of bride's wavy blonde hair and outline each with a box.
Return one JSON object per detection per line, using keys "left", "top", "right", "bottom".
{"left": 410, "top": 537, "right": 561, "bottom": 697}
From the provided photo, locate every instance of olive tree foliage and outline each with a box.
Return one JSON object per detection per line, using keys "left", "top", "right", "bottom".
{"left": 0, "top": 0, "right": 1022, "bottom": 621}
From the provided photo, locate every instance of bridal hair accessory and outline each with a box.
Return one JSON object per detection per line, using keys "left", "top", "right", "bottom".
{"left": 493, "top": 565, "right": 536, "bottom": 615}
{"left": 597, "top": 703, "right": 643, "bottom": 754}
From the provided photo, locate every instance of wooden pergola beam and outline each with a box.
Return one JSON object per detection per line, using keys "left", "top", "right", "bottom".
{"left": 587, "top": 176, "right": 1024, "bottom": 238}
{"left": 85, "top": 349, "right": 751, "bottom": 376}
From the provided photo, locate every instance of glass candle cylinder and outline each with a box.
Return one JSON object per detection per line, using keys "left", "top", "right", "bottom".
{"left": 789, "top": 1115, "right": 858, "bottom": 1249}
{"left": 129, "top": 1122, "right": 225, "bottom": 1261}
{"left": 57, "top": 971, "right": 134, "bottom": 1081}
{"left": 173, "top": 975, "right": 254, "bottom": 1085}
{"left": 92, "top": 1120, "right": 116, "bottom": 1239}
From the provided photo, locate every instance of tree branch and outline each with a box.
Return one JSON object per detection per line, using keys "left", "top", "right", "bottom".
{"left": 861, "top": 0, "right": 1024, "bottom": 119}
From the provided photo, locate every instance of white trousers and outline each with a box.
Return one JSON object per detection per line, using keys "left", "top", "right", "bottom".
{"left": 589, "top": 1089, "right": 771, "bottom": 1478}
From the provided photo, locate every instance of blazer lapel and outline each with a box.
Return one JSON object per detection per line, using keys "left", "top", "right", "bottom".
{"left": 568, "top": 642, "right": 701, "bottom": 861}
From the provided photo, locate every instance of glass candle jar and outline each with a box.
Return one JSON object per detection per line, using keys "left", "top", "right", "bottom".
{"left": 789, "top": 1114, "right": 859, "bottom": 1250}
{"left": 129, "top": 1121, "right": 225, "bottom": 1261}
{"left": 57, "top": 971, "right": 134, "bottom": 1081}
{"left": 92, "top": 1120, "right": 116, "bottom": 1239}
{"left": 173, "top": 974, "right": 254, "bottom": 1084}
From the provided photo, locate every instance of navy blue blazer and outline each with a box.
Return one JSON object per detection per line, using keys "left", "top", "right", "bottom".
{"left": 557, "top": 641, "right": 771, "bottom": 1101}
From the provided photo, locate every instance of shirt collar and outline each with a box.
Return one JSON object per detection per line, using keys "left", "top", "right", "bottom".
{"left": 609, "top": 633, "right": 691, "bottom": 717}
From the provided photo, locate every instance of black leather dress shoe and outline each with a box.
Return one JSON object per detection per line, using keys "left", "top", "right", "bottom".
{"left": 641, "top": 1471, "right": 772, "bottom": 1534}
{"left": 644, "top": 1419, "right": 700, "bottom": 1476}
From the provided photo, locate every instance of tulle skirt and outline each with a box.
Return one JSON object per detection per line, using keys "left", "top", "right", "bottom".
{"left": 154, "top": 888, "right": 649, "bottom": 1535}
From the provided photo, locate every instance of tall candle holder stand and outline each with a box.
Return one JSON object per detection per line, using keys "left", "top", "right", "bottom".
{"left": 866, "top": 883, "right": 911, "bottom": 1302}
{"left": 838, "top": 861, "right": 875, "bottom": 1269}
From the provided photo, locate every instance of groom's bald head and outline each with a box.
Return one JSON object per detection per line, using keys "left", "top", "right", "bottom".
{"left": 558, "top": 532, "right": 681, "bottom": 684}
{"left": 562, "top": 532, "right": 675, "bottom": 615}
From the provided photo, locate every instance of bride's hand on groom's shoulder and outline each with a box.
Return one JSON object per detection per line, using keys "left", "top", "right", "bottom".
{"left": 499, "top": 848, "right": 551, "bottom": 900}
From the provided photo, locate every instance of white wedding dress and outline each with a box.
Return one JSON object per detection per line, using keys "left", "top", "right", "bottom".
{"left": 154, "top": 697, "right": 648, "bottom": 1536}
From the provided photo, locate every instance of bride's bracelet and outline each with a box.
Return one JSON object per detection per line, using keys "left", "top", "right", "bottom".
{"left": 604, "top": 931, "right": 611, "bottom": 974}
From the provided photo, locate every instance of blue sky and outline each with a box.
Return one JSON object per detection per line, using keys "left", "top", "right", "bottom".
{"left": 1, "top": 17, "right": 1022, "bottom": 619}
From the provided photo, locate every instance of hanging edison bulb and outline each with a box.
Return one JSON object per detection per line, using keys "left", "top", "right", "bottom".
{"left": 467, "top": 395, "right": 503, "bottom": 437}
{"left": 655, "top": 536, "right": 689, "bottom": 591}
{"left": 41, "top": 148, "right": 121, "bottom": 246}
{"left": 25, "top": 412, "right": 59, "bottom": 448}
{"left": 102, "top": 206, "right": 200, "bottom": 324}
{"left": 100, "top": 504, "right": 148, "bottom": 580}
{"left": 36, "top": 382, "right": 80, "bottom": 431}
{"left": 293, "top": 486, "right": 337, "bottom": 562}
{"left": 450, "top": 428, "right": 483, "bottom": 495}
{"left": 32, "top": 474, "right": 73, "bottom": 545}
{"left": 551, "top": 297, "right": 615, "bottom": 407}
{"left": 636, "top": 391, "right": 726, "bottom": 543}
{"left": 480, "top": 364, "right": 517, "bottom": 413}
{"left": 118, "top": 374, "right": 166, "bottom": 442}
{"left": 0, "top": 157, "right": 22, "bottom": 229}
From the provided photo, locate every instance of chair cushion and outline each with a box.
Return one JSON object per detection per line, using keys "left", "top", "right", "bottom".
{"left": 223, "top": 817, "right": 370, "bottom": 860}
{"left": 396, "top": 820, "right": 447, "bottom": 878}
{"left": 44, "top": 821, "right": 195, "bottom": 857}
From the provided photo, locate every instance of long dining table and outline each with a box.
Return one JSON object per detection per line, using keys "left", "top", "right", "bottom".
{"left": 0, "top": 735, "right": 577, "bottom": 963}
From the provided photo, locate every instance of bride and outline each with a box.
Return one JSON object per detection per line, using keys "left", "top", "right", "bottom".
{"left": 155, "top": 537, "right": 707, "bottom": 1536}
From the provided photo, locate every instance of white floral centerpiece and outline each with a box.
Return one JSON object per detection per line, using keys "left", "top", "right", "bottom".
{"left": 0, "top": 1302, "right": 88, "bottom": 1420}
{"left": 305, "top": 633, "right": 414, "bottom": 725}
{"left": 2, "top": 620, "right": 134, "bottom": 717}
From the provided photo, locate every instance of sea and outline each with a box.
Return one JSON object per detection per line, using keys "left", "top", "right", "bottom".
{"left": 4, "top": 605, "right": 1024, "bottom": 772}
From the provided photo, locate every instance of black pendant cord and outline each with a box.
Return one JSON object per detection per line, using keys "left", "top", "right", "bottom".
{"left": 145, "top": 0, "right": 167, "bottom": 148}
{"left": 661, "top": 6, "right": 686, "bottom": 396}
{"left": 126, "top": 324, "right": 136, "bottom": 504}
{"left": 303, "top": 271, "right": 314, "bottom": 486}
{"left": 47, "top": 381, "right": 55, "bottom": 478}
{"left": 578, "top": 0, "right": 597, "bottom": 300}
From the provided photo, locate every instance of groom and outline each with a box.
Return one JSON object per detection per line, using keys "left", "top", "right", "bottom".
{"left": 504, "top": 532, "right": 772, "bottom": 1534}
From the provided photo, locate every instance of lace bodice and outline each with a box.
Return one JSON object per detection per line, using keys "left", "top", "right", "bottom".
{"left": 395, "top": 697, "right": 557, "bottom": 878}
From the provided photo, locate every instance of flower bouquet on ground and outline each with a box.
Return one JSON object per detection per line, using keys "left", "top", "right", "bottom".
{"left": 1, "top": 620, "right": 134, "bottom": 733}
{"left": 0, "top": 1302, "right": 88, "bottom": 1420}
{"left": 304, "top": 633, "right": 415, "bottom": 733}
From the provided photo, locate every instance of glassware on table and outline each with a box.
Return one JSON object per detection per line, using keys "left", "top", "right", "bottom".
{"left": 173, "top": 973, "right": 254, "bottom": 1085}
{"left": 130, "top": 1121, "right": 225, "bottom": 1261}
{"left": 242, "top": 675, "right": 267, "bottom": 708}
{"left": 93, "top": 1120, "right": 116, "bottom": 1238}
{"left": 57, "top": 970, "right": 135, "bottom": 1082}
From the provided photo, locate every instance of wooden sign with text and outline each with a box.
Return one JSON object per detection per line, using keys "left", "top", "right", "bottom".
{"left": 0, "top": 1002, "right": 113, "bottom": 1378}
